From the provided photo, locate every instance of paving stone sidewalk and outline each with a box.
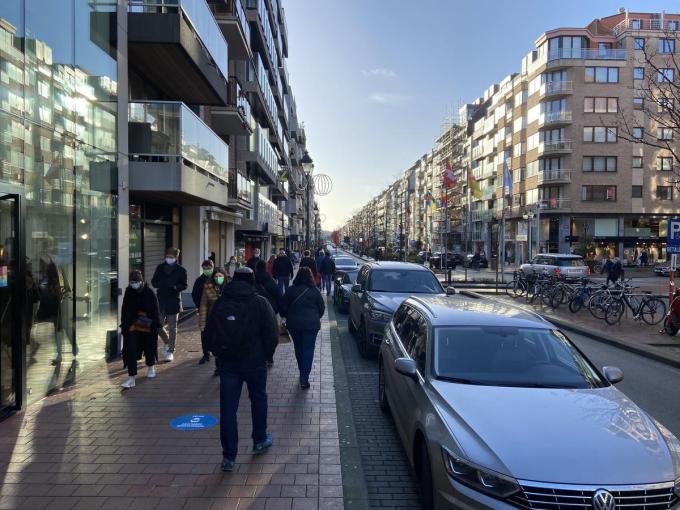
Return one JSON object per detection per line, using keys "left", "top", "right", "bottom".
{"left": 0, "top": 306, "right": 342, "bottom": 510}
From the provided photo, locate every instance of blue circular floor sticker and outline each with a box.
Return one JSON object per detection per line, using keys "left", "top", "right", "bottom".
{"left": 170, "top": 414, "right": 218, "bottom": 431}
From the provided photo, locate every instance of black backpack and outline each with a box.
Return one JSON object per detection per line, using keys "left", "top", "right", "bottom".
{"left": 207, "top": 294, "right": 257, "bottom": 359}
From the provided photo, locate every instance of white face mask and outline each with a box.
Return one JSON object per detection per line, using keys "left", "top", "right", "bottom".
{"left": 165, "top": 257, "right": 176, "bottom": 265}
{"left": 130, "top": 282, "right": 142, "bottom": 290}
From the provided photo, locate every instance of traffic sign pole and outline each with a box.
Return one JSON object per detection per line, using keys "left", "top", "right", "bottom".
{"left": 671, "top": 254, "right": 677, "bottom": 310}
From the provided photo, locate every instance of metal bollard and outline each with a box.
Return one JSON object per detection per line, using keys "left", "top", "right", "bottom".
{"left": 447, "top": 269, "right": 452, "bottom": 284}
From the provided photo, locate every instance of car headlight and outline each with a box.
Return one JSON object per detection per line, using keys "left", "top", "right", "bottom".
{"left": 369, "top": 309, "right": 392, "bottom": 322}
{"left": 442, "top": 447, "right": 520, "bottom": 499}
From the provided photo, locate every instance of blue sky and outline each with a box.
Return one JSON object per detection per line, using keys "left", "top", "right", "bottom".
{"left": 284, "top": 1, "right": 680, "bottom": 229}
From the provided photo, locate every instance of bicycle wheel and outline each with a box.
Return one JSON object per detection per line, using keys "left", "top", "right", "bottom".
{"left": 640, "top": 298, "right": 666, "bottom": 325}
{"left": 505, "top": 280, "right": 524, "bottom": 298}
{"left": 588, "top": 293, "right": 609, "bottom": 320}
{"left": 569, "top": 295, "right": 583, "bottom": 313}
{"left": 605, "top": 300, "right": 624, "bottom": 325}
{"left": 541, "top": 286, "right": 554, "bottom": 307}
{"left": 550, "top": 288, "right": 566, "bottom": 309}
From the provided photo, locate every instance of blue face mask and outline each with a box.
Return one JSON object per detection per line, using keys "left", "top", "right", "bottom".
{"left": 165, "top": 257, "right": 176, "bottom": 265}
{"left": 130, "top": 282, "right": 142, "bottom": 290}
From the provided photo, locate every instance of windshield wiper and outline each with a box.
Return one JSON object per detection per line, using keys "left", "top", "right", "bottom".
{"left": 435, "top": 376, "right": 487, "bottom": 385}
{"left": 493, "top": 382, "right": 582, "bottom": 389}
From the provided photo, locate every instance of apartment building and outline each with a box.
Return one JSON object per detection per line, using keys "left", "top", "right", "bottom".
{"left": 0, "top": 0, "right": 311, "bottom": 414}
{"left": 345, "top": 10, "right": 680, "bottom": 267}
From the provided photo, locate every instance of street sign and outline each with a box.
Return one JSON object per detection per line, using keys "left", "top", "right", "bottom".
{"left": 668, "top": 218, "right": 680, "bottom": 254}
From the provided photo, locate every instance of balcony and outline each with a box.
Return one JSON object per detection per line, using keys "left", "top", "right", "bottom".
{"left": 242, "top": 124, "right": 279, "bottom": 185}
{"left": 538, "top": 169, "right": 571, "bottom": 184}
{"left": 539, "top": 110, "right": 572, "bottom": 126}
{"left": 246, "top": 0, "right": 278, "bottom": 77}
{"left": 547, "top": 48, "right": 627, "bottom": 61}
{"left": 538, "top": 139, "right": 572, "bottom": 155}
{"left": 541, "top": 198, "right": 571, "bottom": 211}
{"left": 128, "top": 0, "right": 229, "bottom": 105}
{"left": 471, "top": 210, "right": 494, "bottom": 222}
{"left": 481, "top": 187, "right": 496, "bottom": 200}
{"left": 540, "top": 80, "right": 573, "bottom": 96}
{"left": 210, "top": 77, "right": 253, "bottom": 136}
{"left": 128, "top": 102, "right": 229, "bottom": 206}
{"left": 612, "top": 17, "right": 680, "bottom": 36}
{"left": 209, "top": 0, "right": 252, "bottom": 59}
{"left": 244, "top": 53, "right": 278, "bottom": 133}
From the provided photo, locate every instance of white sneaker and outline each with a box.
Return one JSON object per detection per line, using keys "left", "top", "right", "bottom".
{"left": 147, "top": 366, "right": 156, "bottom": 378}
{"left": 121, "top": 376, "right": 135, "bottom": 389}
{"left": 164, "top": 351, "right": 174, "bottom": 362}
{"left": 159, "top": 345, "right": 167, "bottom": 356}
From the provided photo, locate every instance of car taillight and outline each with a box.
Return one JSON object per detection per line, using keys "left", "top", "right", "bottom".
{"left": 555, "top": 267, "right": 561, "bottom": 276}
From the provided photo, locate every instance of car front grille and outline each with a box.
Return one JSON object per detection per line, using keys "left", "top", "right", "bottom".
{"left": 509, "top": 482, "right": 678, "bottom": 510}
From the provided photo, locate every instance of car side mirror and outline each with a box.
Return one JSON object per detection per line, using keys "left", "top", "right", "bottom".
{"left": 394, "top": 358, "right": 418, "bottom": 380}
{"left": 446, "top": 286, "right": 456, "bottom": 296}
{"left": 603, "top": 366, "right": 624, "bottom": 384}
{"left": 351, "top": 284, "right": 362, "bottom": 293}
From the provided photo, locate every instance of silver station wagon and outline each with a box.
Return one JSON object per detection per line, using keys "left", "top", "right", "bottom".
{"left": 378, "top": 295, "right": 680, "bottom": 510}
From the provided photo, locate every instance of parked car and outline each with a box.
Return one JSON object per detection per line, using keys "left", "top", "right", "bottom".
{"left": 520, "top": 254, "right": 588, "bottom": 279}
{"left": 429, "top": 252, "right": 465, "bottom": 269}
{"left": 654, "top": 264, "right": 677, "bottom": 277}
{"left": 333, "top": 269, "right": 359, "bottom": 313}
{"left": 333, "top": 256, "right": 359, "bottom": 272}
{"left": 465, "top": 252, "right": 489, "bottom": 269}
{"left": 379, "top": 295, "right": 680, "bottom": 510}
{"left": 348, "top": 261, "right": 452, "bottom": 357}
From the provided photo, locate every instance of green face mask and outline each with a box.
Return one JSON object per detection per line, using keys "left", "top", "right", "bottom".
{"left": 215, "top": 276, "right": 225, "bottom": 285}
{"left": 203, "top": 269, "right": 213, "bottom": 277}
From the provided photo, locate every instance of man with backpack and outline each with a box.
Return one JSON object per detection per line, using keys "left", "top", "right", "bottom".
{"left": 272, "top": 249, "right": 294, "bottom": 294}
{"left": 204, "top": 267, "right": 278, "bottom": 472}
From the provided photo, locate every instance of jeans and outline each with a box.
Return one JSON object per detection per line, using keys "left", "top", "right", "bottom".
{"left": 322, "top": 274, "right": 332, "bottom": 295}
{"left": 288, "top": 329, "right": 319, "bottom": 385}
{"left": 217, "top": 360, "right": 268, "bottom": 461}
{"left": 276, "top": 277, "right": 290, "bottom": 295}
{"left": 158, "top": 312, "right": 178, "bottom": 352}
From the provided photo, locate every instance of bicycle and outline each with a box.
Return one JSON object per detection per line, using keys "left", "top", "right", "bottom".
{"left": 604, "top": 288, "right": 666, "bottom": 326}
{"left": 568, "top": 278, "right": 595, "bottom": 313}
{"left": 587, "top": 280, "right": 630, "bottom": 320}
{"left": 505, "top": 270, "right": 528, "bottom": 298}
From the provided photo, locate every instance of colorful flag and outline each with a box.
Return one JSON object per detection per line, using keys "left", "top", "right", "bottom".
{"left": 443, "top": 161, "right": 456, "bottom": 189}
{"left": 468, "top": 173, "right": 482, "bottom": 199}
{"left": 503, "top": 160, "right": 512, "bottom": 196}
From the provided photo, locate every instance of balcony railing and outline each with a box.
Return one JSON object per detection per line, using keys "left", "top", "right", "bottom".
{"left": 128, "top": 101, "right": 228, "bottom": 182}
{"left": 612, "top": 17, "right": 680, "bottom": 36}
{"left": 249, "top": 124, "right": 279, "bottom": 183}
{"left": 541, "top": 198, "right": 571, "bottom": 210}
{"left": 547, "top": 48, "right": 626, "bottom": 61}
{"left": 248, "top": 53, "right": 278, "bottom": 128}
{"left": 471, "top": 210, "right": 494, "bottom": 222}
{"left": 246, "top": 0, "right": 277, "bottom": 70}
{"left": 538, "top": 139, "right": 572, "bottom": 154}
{"left": 129, "top": 0, "right": 229, "bottom": 78}
{"left": 537, "top": 169, "right": 571, "bottom": 184}
{"left": 540, "top": 80, "right": 573, "bottom": 96}
{"left": 540, "top": 110, "right": 572, "bottom": 125}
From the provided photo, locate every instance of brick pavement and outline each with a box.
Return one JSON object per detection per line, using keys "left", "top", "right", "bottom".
{"left": 0, "top": 306, "right": 342, "bottom": 510}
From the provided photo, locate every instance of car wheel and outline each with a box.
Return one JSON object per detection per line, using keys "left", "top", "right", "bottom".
{"left": 358, "top": 322, "right": 371, "bottom": 359}
{"left": 419, "top": 441, "right": 434, "bottom": 510}
{"left": 348, "top": 316, "right": 357, "bottom": 336}
{"left": 378, "top": 359, "right": 390, "bottom": 413}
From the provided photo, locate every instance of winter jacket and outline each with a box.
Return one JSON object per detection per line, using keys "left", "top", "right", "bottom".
{"left": 320, "top": 256, "right": 336, "bottom": 275}
{"left": 282, "top": 283, "right": 325, "bottom": 332}
{"left": 272, "top": 255, "right": 294, "bottom": 279}
{"left": 299, "top": 256, "right": 318, "bottom": 276}
{"left": 191, "top": 273, "right": 209, "bottom": 308}
{"left": 198, "top": 281, "right": 224, "bottom": 330}
{"left": 246, "top": 256, "right": 261, "bottom": 271}
{"left": 315, "top": 255, "right": 325, "bottom": 272}
{"left": 266, "top": 258, "right": 275, "bottom": 275}
{"left": 204, "top": 281, "right": 278, "bottom": 364}
{"left": 255, "top": 270, "right": 282, "bottom": 314}
{"left": 121, "top": 285, "right": 161, "bottom": 335}
{"left": 151, "top": 262, "right": 188, "bottom": 314}
{"left": 609, "top": 261, "right": 624, "bottom": 282}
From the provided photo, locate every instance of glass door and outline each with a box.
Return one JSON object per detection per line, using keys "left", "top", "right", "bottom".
{"left": 0, "top": 194, "right": 23, "bottom": 414}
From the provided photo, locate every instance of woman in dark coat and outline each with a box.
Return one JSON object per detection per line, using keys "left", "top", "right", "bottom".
{"left": 255, "top": 260, "right": 282, "bottom": 367}
{"left": 282, "top": 267, "right": 325, "bottom": 389}
{"left": 120, "top": 270, "right": 162, "bottom": 389}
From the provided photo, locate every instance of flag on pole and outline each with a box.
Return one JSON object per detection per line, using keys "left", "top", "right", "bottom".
{"left": 503, "top": 160, "right": 512, "bottom": 196}
{"left": 443, "top": 161, "right": 456, "bottom": 189}
{"left": 468, "top": 173, "right": 482, "bottom": 199}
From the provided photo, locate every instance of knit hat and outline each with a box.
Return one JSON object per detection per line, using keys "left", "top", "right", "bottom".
{"left": 232, "top": 266, "right": 255, "bottom": 284}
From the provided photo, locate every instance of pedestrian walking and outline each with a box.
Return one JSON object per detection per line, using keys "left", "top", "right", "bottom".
{"left": 226, "top": 255, "right": 240, "bottom": 279}
{"left": 120, "top": 270, "right": 161, "bottom": 389}
{"left": 198, "top": 267, "right": 227, "bottom": 371}
{"left": 266, "top": 254, "right": 276, "bottom": 276}
{"left": 204, "top": 267, "right": 278, "bottom": 472}
{"left": 315, "top": 249, "right": 326, "bottom": 290}
{"left": 246, "top": 248, "right": 261, "bottom": 271}
{"left": 299, "top": 249, "right": 317, "bottom": 276}
{"left": 151, "top": 247, "right": 187, "bottom": 362}
{"left": 272, "top": 249, "right": 294, "bottom": 294}
{"left": 320, "top": 251, "right": 336, "bottom": 297}
{"left": 191, "top": 259, "right": 214, "bottom": 309}
{"left": 255, "top": 260, "right": 282, "bottom": 368}
{"left": 282, "top": 267, "right": 325, "bottom": 389}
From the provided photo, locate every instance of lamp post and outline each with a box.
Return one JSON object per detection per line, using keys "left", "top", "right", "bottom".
{"left": 523, "top": 210, "right": 535, "bottom": 260}
{"left": 300, "top": 151, "right": 314, "bottom": 250}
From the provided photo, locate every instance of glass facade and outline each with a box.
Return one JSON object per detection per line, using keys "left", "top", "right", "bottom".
{"left": 0, "top": 0, "right": 117, "bottom": 407}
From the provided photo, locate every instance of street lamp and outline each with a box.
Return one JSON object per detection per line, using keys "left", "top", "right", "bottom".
{"left": 301, "top": 151, "right": 314, "bottom": 250}
{"left": 522, "top": 210, "right": 535, "bottom": 260}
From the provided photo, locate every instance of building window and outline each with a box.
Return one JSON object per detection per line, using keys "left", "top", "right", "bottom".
{"left": 657, "top": 156, "right": 674, "bottom": 171}
{"left": 659, "top": 38, "right": 676, "bottom": 53}
{"left": 657, "top": 128, "right": 673, "bottom": 140}
{"left": 632, "top": 127, "right": 644, "bottom": 140}
{"left": 634, "top": 37, "right": 645, "bottom": 50}
{"left": 632, "top": 186, "right": 643, "bottom": 198}
{"left": 658, "top": 68, "right": 675, "bottom": 83}
{"left": 633, "top": 96, "right": 644, "bottom": 109}
{"left": 632, "top": 156, "right": 643, "bottom": 168}
{"left": 584, "top": 97, "right": 618, "bottom": 113}
{"left": 657, "top": 186, "right": 673, "bottom": 200}
{"left": 582, "top": 185, "right": 617, "bottom": 201}
{"left": 669, "top": 20, "right": 679, "bottom": 31}
{"left": 632, "top": 19, "right": 642, "bottom": 29}
{"left": 583, "top": 156, "right": 617, "bottom": 172}
{"left": 658, "top": 97, "right": 674, "bottom": 113}
{"left": 633, "top": 67, "right": 645, "bottom": 80}
{"left": 583, "top": 127, "right": 617, "bottom": 143}
{"left": 585, "top": 67, "right": 619, "bottom": 83}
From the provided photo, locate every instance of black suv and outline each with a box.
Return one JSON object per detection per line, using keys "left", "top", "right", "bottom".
{"left": 348, "top": 261, "right": 451, "bottom": 357}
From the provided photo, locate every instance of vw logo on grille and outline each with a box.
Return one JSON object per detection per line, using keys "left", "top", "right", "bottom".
{"left": 593, "top": 489, "right": 616, "bottom": 510}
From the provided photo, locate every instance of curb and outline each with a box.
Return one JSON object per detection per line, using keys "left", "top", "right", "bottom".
{"left": 460, "top": 290, "right": 680, "bottom": 370}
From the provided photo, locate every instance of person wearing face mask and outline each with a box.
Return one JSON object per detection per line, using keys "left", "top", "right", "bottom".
{"left": 151, "top": 247, "right": 188, "bottom": 362}
{"left": 199, "top": 267, "right": 227, "bottom": 369}
{"left": 226, "top": 256, "right": 240, "bottom": 279}
{"left": 192, "top": 259, "right": 214, "bottom": 364}
{"left": 120, "top": 270, "right": 161, "bottom": 389}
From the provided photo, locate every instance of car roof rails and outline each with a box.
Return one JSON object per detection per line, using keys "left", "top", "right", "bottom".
{"left": 408, "top": 296, "right": 438, "bottom": 318}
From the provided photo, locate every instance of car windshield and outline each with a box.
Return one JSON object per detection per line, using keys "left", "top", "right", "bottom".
{"left": 368, "top": 270, "right": 442, "bottom": 293}
{"left": 335, "top": 257, "right": 355, "bottom": 266}
{"left": 556, "top": 259, "right": 584, "bottom": 267}
{"left": 343, "top": 271, "right": 358, "bottom": 283}
{"left": 432, "top": 326, "right": 606, "bottom": 389}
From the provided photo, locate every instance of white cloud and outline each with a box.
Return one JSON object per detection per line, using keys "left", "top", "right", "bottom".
{"left": 362, "top": 68, "right": 397, "bottom": 78}
{"left": 369, "top": 92, "right": 410, "bottom": 105}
